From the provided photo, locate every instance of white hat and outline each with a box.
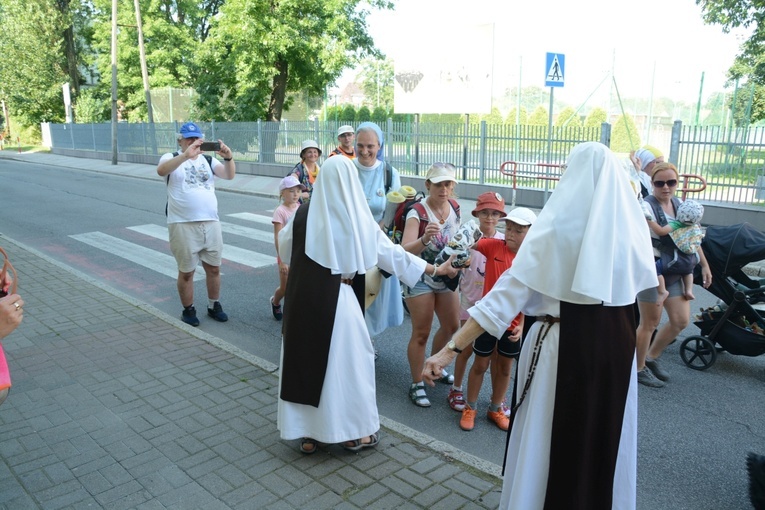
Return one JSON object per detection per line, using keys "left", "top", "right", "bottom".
{"left": 426, "top": 162, "right": 457, "bottom": 184}
{"left": 279, "top": 175, "right": 306, "bottom": 192}
{"left": 338, "top": 125, "right": 354, "bottom": 137}
{"left": 300, "top": 139, "right": 321, "bottom": 157}
{"left": 505, "top": 207, "right": 537, "bottom": 226}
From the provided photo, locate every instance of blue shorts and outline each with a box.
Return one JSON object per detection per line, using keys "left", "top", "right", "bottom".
{"left": 637, "top": 278, "right": 684, "bottom": 302}
{"left": 472, "top": 330, "right": 521, "bottom": 358}
{"left": 403, "top": 279, "right": 454, "bottom": 299}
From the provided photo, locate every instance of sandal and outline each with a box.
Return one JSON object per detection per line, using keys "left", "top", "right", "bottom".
{"left": 409, "top": 383, "right": 431, "bottom": 407}
{"left": 299, "top": 437, "right": 318, "bottom": 454}
{"left": 437, "top": 369, "right": 454, "bottom": 385}
{"left": 343, "top": 432, "right": 380, "bottom": 452}
{"left": 447, "top": 388, "right": 466, "bottom": 411}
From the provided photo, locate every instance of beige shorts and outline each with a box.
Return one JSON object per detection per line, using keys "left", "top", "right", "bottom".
{"left": 168, "top": 221, "right": 223, "bottom": 273}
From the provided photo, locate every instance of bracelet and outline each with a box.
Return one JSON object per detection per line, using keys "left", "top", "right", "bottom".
{"left": 431, "top": 263, "right": 439, "bottom": 278}
{"left": 420, "top": 237, "right": 428, "bottom": 246}
{"left": 224, "top": 157, "right": 233, "bottom": 161}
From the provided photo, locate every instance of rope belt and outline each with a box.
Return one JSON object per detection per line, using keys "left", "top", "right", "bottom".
{"left": 340, "top": 278, "right": 353, "bottom": 286}
{"left": 512, "top": 315, "right": 560, "bottom": 414}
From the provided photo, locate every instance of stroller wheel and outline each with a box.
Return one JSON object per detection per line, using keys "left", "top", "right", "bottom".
{"left": 680, "top": 335, "right": 718, "bottom": 370}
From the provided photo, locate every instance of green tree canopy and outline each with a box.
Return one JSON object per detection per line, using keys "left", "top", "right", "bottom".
{"left": 554, "top": 106, "right": 582, "bottom": 128}
{"left": 505, "top": 107, "right": 527, "bottom": 125}
{"left": 528, "top": 106, "right": 549, "bottom": 126}
{"left": 482, "top": 107, "right": 503, "bottom": 125}
{"left": 356, "top": 58, "right": 393, "bottom": 112}
{"left": 610, "top": 114, "right": 641, "bottom": 153}
{"left": 584, "top": 107, "right": 608, "bottom": 128}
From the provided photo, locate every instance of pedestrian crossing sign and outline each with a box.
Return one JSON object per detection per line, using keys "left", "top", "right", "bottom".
{"left": 545, "top": 52, "right": 565, "bottom": 88}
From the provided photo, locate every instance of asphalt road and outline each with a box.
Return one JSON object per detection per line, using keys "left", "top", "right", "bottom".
{"left": 2, "top": 158, "right": 764, "bottom": 509}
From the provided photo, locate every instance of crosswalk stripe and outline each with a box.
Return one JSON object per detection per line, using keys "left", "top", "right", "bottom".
{"left": 227, "top": 212, "right": 274, "bottom": 226}
{"left": 219, "top": 222, "right": 273, "bottom": 244}
{"left": 70, "top": 232, "right": 204, "bottom": 281}
{"left": 128, "top": 224, "right": 276, "bottom": 268}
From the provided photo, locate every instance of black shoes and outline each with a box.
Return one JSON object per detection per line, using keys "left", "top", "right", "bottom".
{"left": 207, "top": 301, "right": 228, "bottom": 322}
{"left": 181, "top": 305, "right": 200, "bottom": 327}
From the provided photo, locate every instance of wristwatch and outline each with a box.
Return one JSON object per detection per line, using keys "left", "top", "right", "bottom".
{"left": 447, "top": 339, "right": 462, "bottom": 354}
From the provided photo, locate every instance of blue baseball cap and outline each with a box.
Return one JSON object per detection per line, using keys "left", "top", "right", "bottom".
{"left": 179, "top": 122, "right": 204, "bottom": 139}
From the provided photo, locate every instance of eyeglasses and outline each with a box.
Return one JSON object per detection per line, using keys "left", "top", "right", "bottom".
{"left": 653, "top": 179, "right": 678, "bottom": 188}
{"left": 478, "top": 210, "right": 502, "bottom": 219}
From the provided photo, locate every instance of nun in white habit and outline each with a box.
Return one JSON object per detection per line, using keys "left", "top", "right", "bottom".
{"left": 423, "top": 142, "right": 657, "bottom": 509}
{"left": 277, "top": 156, "right": 457, "bottom": 453}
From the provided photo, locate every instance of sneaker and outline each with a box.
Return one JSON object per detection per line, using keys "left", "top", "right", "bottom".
{"left": 270, "top": 296, "right": 283, "bottom": 321}
{"left": 460, "top": 405, "right": 476, "bottom": 431}
{"left": 437, "top": 368, "right": 455, "bottom": 385}
{"left": 487, "top": 408, "right": 510, "bottom": 431}
{"left": 637, "top": 367, "right": 665, "bottom": 388}
{"left": 645, "top": 357, "right": 670, "bottom": 382}
{"left": 207, "top": 301, "right": 228, "bottom": 322}
{"left": 447, "top": 388, "right": 466, "bottom": 411}
{"left": 181, "top": 306, "right": 199, "bottom": 327}
{"left": 500, "top": 400, "right": 512, "bottom": 418}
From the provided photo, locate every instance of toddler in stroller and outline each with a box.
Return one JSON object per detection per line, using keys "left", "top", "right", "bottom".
{"left": 646, "top": 199, "right": 704, "bottom": 303}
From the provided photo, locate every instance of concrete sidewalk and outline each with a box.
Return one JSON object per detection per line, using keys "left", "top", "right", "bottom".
{"left": 0, "top": 237, "right": 502, "bottom": 508}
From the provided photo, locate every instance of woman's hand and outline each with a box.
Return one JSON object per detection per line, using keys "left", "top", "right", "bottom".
{"left": 0, "top": 294, "right": 23, "bottom": 339}
{"left": 421, "top": 222, "right": 440, "bottom": 245}
{"left": 279, "top": 262, "right": 289, "bottom": 275}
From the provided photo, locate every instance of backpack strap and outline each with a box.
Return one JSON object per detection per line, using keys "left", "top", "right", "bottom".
{"left": 384, "top": 162, "right": 392, "bottom": 194}
{"left": 448, "top": 198, "right": 461, "bottom": 221}
{"left": 411, "top": 201, "right": 430, "bottom": 239}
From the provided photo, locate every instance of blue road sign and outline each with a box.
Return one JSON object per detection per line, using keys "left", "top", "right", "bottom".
{"left": 545, "top": 53, "right": 565, "bottom": 88}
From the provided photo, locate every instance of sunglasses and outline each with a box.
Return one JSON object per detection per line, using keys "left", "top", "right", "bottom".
{"left": 653, "top": 179, "right": 678, "bottom": 188}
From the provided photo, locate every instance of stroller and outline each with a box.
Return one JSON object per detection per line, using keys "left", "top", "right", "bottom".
{"left": 680, "top": 222, "right": 765, "bottom": 370}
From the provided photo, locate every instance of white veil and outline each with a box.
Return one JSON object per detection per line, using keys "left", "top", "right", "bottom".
{"left": 509, "top": 142, "right": 657, "bottom": 305}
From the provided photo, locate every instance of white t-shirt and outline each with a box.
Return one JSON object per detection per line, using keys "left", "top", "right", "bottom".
{"left": 160, "top": 153, "right": 223, "bottom": 224}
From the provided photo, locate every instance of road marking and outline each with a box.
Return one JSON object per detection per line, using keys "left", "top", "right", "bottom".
{"left": 128, "top": 224, "right": 276, "bottom": 268}
{"left": 227, "top": 212, "right": 274, "bottom": 226}
{"left": 70, "top": 232, "right": 204, "bottom": 280}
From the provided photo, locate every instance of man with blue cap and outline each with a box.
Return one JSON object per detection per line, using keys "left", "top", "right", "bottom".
{"left": 157, "top": 121, "right": 236, "bottom": 327}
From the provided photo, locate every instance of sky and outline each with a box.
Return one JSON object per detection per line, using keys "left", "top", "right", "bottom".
{"left": 343, "top": 0, "right": 751, "bottom": 112}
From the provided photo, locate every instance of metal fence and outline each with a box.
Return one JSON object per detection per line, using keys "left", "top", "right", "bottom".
{"left": 45, "top": 119, "right": 765, "bottom": 206}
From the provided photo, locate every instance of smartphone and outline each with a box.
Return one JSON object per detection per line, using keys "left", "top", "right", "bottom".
{"left": 199, "top": 141, "right": 221, "bottom": 152}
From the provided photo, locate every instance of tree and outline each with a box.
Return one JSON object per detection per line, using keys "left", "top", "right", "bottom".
{"left": 356, "top": 58, "right": 393, "bottom": 112}
{"left": 482, "top": 107, "right": 503, "bottom": 125}
{"left": 75, "top": 88, "right": 110, "bottom": 123}
{"left": 697, "top": 0, "right": 765, "bottom": 121}
{"left": 341, "top": 105, "right": 356, "bottom": 122}
{"left": 371, "top": 106, "right": 387, "bottom": 123}
{"left": 610, "top": 114, "right": 641, "bottom": 153}
{"left": 555, "top": 106, "right": 582, "bottom": 128}
{"left": 199, "top": 0, "right": 391, "bottom": 123}
{"left": 528, "top": 106, "right": 549, "bottom": 126}
{"left": 584, "top": 107, "right": 608, "bottom": 128}
{"left": 505, "top": 107, "right": 527, "bottom": 125}
{"left": 0, "top": 0, "right": 75, "bottom": 130}
{"left": 356, "top": 105, "right": 371, "bottom": 122}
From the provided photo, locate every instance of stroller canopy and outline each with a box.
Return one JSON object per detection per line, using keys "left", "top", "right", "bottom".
{"left": 702, "top": 223, "right": 765, "bottom": 278}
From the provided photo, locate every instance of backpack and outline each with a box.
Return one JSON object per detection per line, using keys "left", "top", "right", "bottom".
{"left": 389, "top": 194, "right": 460, "bottom": 244}
{"left": 165, "top": 152, "right": 213, "bottom": 216}
{"left": 644, "top": 195, "right": 697, "bottom": 275}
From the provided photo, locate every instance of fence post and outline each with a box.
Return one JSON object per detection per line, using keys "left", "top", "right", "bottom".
{"left": 257, "top": 119, "right": 262, "bottom": 163}
{"left": 599, "top": 122, "right": 611, "bottom": 147}
{"left": 479, "top": 120, "right": 487, "bottom": 184}
{"left": 92, "top": 123, "right": 97, "bottom": 151}
{"left": 313, "top": 117, "right": 319, "bottom": 144}
{"left": 462, "top": 115, "right": 469, "bottom": 180}
{"left": 386, "top": 117, "right": 393, "bottom": 164}
{"left": 142, "top": 123, "right": 148, "bottom": 155}
{"left": 69, "top": 124, "right": 75, "bottom": 149}
{"left": 414, "top": 114, "right": 421, "bottom": 176}
{"left": 210, "top": 120, "right": 216, "bottom": 141}
{"left": 669, "top": 120, "right": 682, "bottom": 166}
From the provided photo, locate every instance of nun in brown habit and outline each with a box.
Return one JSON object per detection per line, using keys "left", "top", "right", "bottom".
{"left": 277, "top": 156, "right": 457, "bottom": 453}
{"left": 424, "top": 142, "right": 657, "bottom": 509}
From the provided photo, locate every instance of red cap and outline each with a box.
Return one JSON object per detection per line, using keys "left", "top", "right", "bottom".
{"left": 472, "top": 192, "right": 507, "bottom": 217}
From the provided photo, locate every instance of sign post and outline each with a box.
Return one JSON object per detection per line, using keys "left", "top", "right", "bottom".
{"left": 544, "top": 52, "right": 565, "bottom": 202}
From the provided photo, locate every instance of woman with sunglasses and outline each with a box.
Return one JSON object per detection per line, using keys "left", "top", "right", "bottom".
{"left": 635, "top": 162, "right": 712, "bottom": 388}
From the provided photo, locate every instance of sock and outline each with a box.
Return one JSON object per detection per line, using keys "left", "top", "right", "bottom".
{"left": 468, "top": 401, "right": 477, "bottom": 410}
{"left": 452, "top": 385, "right": 462, "bottom": 392}
{"left": 208, "top": 299, "right": 218, "bottom": 309}
{"left": 489, "top": 403, "right": 501, "bottom": 413}
{"left": 184, "top": 304, "right": 194, "bottom": 311}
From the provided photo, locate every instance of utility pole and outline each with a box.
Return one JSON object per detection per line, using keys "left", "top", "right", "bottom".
{"left": 110, "top": 0, "right": 118, "bottom": 165}
{"left": 133, "top": 0, "right": 153, "bottom": 123}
